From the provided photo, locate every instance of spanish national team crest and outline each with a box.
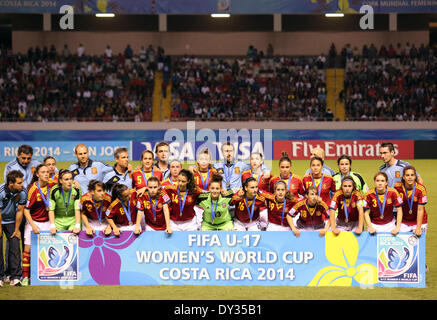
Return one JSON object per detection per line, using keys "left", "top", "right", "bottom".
{"left": 37, "top": 232, "right": 79, "bottom": 281}
{"left": 395, "top": 171, "right": 401, "bottom": 179}
{"left": 92, "top": 167, "right": 98, "bottom": 175}
{"left": 377, "top": 234, "right": 420, "bottom": 283}
{"left": 235, "top": 167, "right": 240, "bottom": 174}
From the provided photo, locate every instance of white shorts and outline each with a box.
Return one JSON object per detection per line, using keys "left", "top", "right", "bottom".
{"left": 233, "top": 219, "right": 260, "bottom": 231}
{"left": 266, "top": 223, "right": 291, "bottom": 231}
{"left": 170, "top": 217, "right": 200, "bottom": 231}
{"left": 24, "top": 221, "right": 51, "bottom": 245}
{"left": 258, "top": 209, "right": 269, "bottom": 229}
{"left": 370, "top": 219, "right": 396, "bottom": 233}
{"left": 400, "top": 223, "right": 427, "bottom": 234}
{"left": 119, "top": 224, "right": 136, "bottom": 232}
{"left": 194, "top": 206, "right": 204, "bottom": 227}
{"left": 83, "top": 220, "right": 109, "bottom": 231}
{"left": 333, "top": 219, "right": 359, "bottom": 232}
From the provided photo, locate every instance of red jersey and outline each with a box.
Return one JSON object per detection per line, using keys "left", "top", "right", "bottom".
{"left": 25, "top": 181, "right": 57, "bottom": 222}
{"left": 329, "top": 190, "right": 364, "bottom": 223}
{"left": 131, "top": 168, "right": 163, "bottom": 190}
{"left": 231, "top": 192, "right": 266, "bottom": 223}
{"left": 79, "top": 192, "right": 112, "bottom": 222}
{"left": 363, "top": 187, "right": 403, "bottom": 225}
{"left": 106, "top": 190, "right": 142, "bottom": 226}
{"left": 193, "top": 168, "right": 218, "bottom": 191}
{"left": 161, "top": 177, "right": 178, "bottom": 187}
{"left": 289, "top": 199, "right": 329, "bottom": 227}
{"left": 263, "top": 192, "right": 296, "bottom": 226}
{"left": 139, "top": 190, "right": 171, "bottom": 230}
{"left": 164, "top": 184, "right": 203, "bottom": 221}
{"left": 394, "top": 182, "right": 428, "bottom": 226}
{"left": 302, "top": 173, "right": 336, "bottom": 205}
{"left": 241, "top": 169, "right": 271, "bottom": 192}
{"left": 49, "top": 172, "right": 59, "bottom": 185}
{"left": 269, "top": 173, "right": 304, "bottom": 197}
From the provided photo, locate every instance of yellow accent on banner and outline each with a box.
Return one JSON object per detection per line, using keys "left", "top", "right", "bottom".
{"left": 308, "top": 232, "right": 378, "bottom": 286}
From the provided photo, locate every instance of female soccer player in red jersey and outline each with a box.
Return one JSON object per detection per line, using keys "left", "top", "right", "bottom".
{"left": 137, "top": 176, "right": 172, "bottom": 234}
{"left": 363, "top": 172, "right": 403, "bottom": 235}
{"left": 231, "top": 177, "right": 267, "bottom": 231}
{"left": 287, "top": 186, "right": 330, "bottom": 237}
{"left": 164, "top": 169, "right": 204, "bottom": 231}
{"left": 161, "top": 160, "right": 182, "bottom": 187}
{"left": 105, "top": 184, "right": 144, "bottom": 236}
{"left": 302, "top": 156, "right": 336, "bottom": 205}
{"left": 132, "top": 150, "right": 163, "bottom": 197}
{"left": 263, "top": 180, "right": 296, "bottom": 231}
{"left": 21, "top": 164, "right": 57, "bottom": 286}
{"left": 394, "top": 166, "right": 428, "bottom": 236}
{"left": 329, "top": 176, "right": 364, "bottom": 235}
{"left": 43, "top": 156, "right": 58, "bottom": 184}
{"left": 80, "top": 180, "right": 112, "bottom": 236}
{"left": 192, "top": 148, "right": 218, "bottom": 192}
{"left": 269, "top": 151, "right": 304, "bottom": 197}
{"left": 241, "top": 152, "right": 271, "bottom": 192}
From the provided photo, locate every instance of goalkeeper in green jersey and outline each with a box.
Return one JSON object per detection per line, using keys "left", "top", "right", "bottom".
{"left": 196, "top": 174, "right": 234, "bottom": 231}
{"left": 332, "top": 154, "right": 369, "bottom": 194}
{"left": 48, "top": 169, "right": 82, "bottom": 235}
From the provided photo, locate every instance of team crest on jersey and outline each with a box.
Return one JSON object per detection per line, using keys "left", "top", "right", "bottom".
{"left": 235, "top": 167, "right": 240, "bottom": 174}
{"left": 217, "top": 168, "right": 224, "bottom": 174}
{"left": 222, "top": 203, "right": 226, "bottom": 208}
{"left": 91, "top": 167, "right": 98, "bottom": 175}
{"left": 316, "top": 211, "right": 321, "bottom": 216}
{"left": 157, "top": 203, "right": 163, "bottom": 209}
{"left": 187, "top": 196, "right": 192, "bottom": 202}
{"left": 387, "top": 198, "right": 392, "bottom": 205}
{"left": 352, "top": 202, "right": 356, "bottom": 208}
{"left": 413, "top": 197, "right": 418, "bottom": 202}
{"left": 31, "top": 167, "right": 36, "bottom": 174}
{"left": 322, "top": 184, "right": 326, "bottom": 189}
{"left": 395, "top": 171, "right": 401, "bottom": 178}
{"left": 290, "top": 184, "right": 295, "bottom": 190}
{"left": 14, "top": 194, "right": 20, "bottom": 202}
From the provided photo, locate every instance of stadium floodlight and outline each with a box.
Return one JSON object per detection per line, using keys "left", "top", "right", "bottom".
{"left": 325, "top": 13, "right": 344, "bottom": 17}
{"left": 96, "top": 13, "right": 115, "bottom": 18}
{"left": 211, "top": 13, "right": 230, "bottom": 18}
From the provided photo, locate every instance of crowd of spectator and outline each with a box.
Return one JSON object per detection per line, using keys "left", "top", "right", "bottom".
{"left": 342, "top": 42, "right": 436, "bottom": 121}
{"left": 170, "top": 45, "right": 329, "bottom": 121}
{"left": 0, "top": 43, "right": 164, "bottom": 121}
{"left": 1, "top": 41, "right": 435, "bottom": 122}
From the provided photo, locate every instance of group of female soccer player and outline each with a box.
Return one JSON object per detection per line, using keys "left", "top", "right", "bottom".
{"left": 21, "top": 147, "right": 427, "bottom": 285}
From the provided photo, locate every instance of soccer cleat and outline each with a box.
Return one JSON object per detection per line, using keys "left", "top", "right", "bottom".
{"left": 21, "top": 277, "right": 29, "bottom": 287}
{"left": 10, "top": 279, "right": 22, "bottom": 286}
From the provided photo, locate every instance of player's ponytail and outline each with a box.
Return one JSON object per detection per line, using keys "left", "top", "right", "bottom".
{"left": 279, "top": 151, "right": 292, "bottom": 167}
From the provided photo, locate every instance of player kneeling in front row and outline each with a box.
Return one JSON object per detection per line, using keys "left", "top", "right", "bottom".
{"left": 363, "top": 172, "right": 403, "bottom": 235}
{"left": 80, "top": 180, "right": 112, "bottom": 236}
{"left": 329, "top": 176, "right": 364, "bottom": 235}
{"left": 287, "top": 186, "right": 330, "bottom": 237}
{"left": 137, "top": 176, "right": 172, "bottom": 234}
{"left": 196, "top": 174, "right": 234, "bottom": 231}
{"left": 231, "top": 177, "right": 266, "bottom": 231}
{"left": 105, "top": 184, "right": 143, "bottom": 236}
{"left": 48, "top": 169, "right": 82, "bottom": 236}
{"left": 262, "top": 180, "right": 296, "bottom": 231}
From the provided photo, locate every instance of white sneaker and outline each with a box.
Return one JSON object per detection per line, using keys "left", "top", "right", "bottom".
{"left": 10, "top": 279, "right": 21, "bottom": 286}
{"left": 0, "top": 280, "right": 3, "bottom": 287}
{"left": 3, "top": 276, "right": 10, "bottom": 283}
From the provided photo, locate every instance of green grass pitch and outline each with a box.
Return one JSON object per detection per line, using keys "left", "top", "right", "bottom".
{"left": 0, "top": 159, "right": 436, "bottom": 300}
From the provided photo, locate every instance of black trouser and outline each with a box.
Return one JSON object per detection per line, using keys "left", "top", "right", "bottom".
{"left": 4, "top": 219, "right": 24, "bottom": 277}
{"left": 1, "top": 223, "right": 23, "bottom": 281}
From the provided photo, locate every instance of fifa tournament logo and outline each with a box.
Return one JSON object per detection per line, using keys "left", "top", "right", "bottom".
{"left": 377, "top": 234, "right": 420, "bottom": 283}
{"left": 37, "top": 233, "right": 79, "bottom": 281}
